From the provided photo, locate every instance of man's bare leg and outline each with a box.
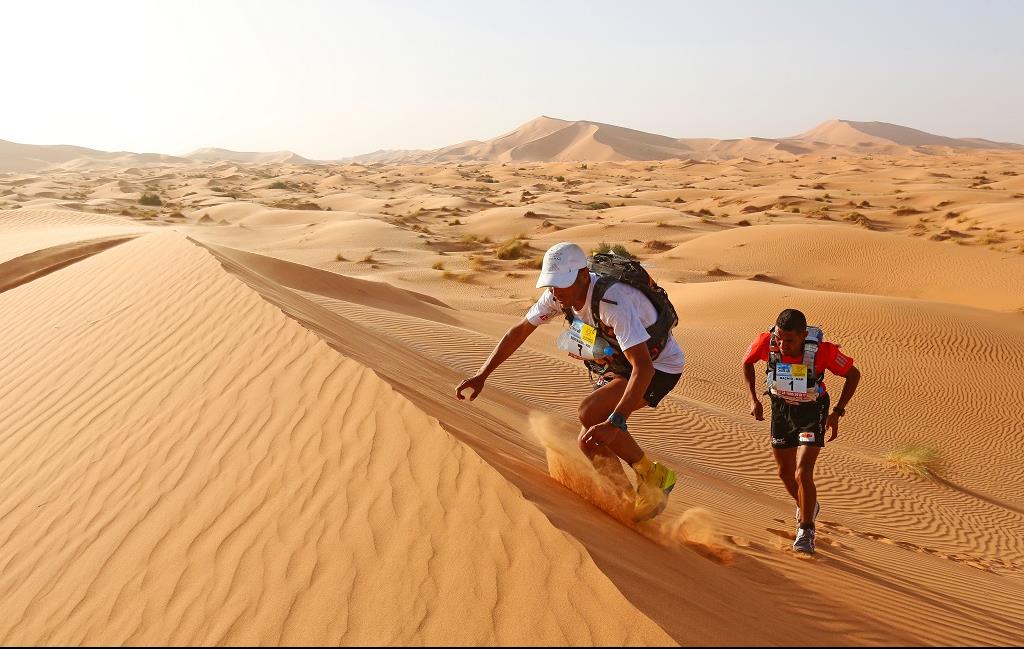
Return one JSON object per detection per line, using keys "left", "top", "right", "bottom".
{"left": 771, "top": 447, "right": 800, "bottom": 503}
{"left": 578, "top": 374, "right": 679, "bottom": 521}
{"left": 577, "top": 375, "right": 648, "bottom": 463}
{"left": 576, "top": 376, "right": 649, "bottom": 493}
{"left": 796, "top": 445, "right": 821, "bottom": 526}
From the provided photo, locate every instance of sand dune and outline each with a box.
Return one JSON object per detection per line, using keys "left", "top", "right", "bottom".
{"left": 0, "top": 138, "right": 190, "bottom": 173}
{"left": 6, "top": 118, "right": 1020, "bottom": 176}
{"left": 185, "top": 148, "right": 317, "bottom": 165}
{"left": 338, "top": 116, "right": 1021, "bottom": 164}
{"left": 217, "top": 239, "right": 1023, "bottom": 645}
{"left": 666, "top": 222, "right": 1024, "bottom": 310}
{"left": 2, "top": 145, "right": 1024, "bottom": 646}
{"left": 790, "top": 119, "right": 1023, "bottom": 150}
{"left": 386, "top": 116, "right": 725, "bottom": 163}
{"left": 0, "top": 209, "right": 149, "bottom": 263}
{"left": 0, "top": 227, "right": 673, "bottom": 645}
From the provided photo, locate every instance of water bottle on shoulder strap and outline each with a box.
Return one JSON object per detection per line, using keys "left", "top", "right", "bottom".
{"left": 556, "top": 318, "right": 615, "bottom": 361}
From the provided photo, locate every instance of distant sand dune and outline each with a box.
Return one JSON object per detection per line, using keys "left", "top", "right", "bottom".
{"left": 666, "top": 223, "right": 1024, "bottom": 310}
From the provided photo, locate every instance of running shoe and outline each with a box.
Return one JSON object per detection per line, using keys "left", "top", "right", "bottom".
{"left": 633, "top": 462, "right": 677, "bottom": 521}
{"left": 793, "top": 527, "right": 816, "bottom": 554}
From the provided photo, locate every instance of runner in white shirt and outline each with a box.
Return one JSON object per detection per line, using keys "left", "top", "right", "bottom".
{"left": 456, "top": 242, "right": 684, "bottom": 521}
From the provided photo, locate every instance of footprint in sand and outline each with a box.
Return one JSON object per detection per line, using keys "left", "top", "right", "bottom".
{"left": 724, "top": 534, "right": 762, "bottom": 551}
{"left": 765, "top": 527, "right": 838, "bottom": 557}
{"left": 766, "top": 527, "right": 795, "bottom": 541}
{"left": 814, "top": 522, "right": 1022, "bottom": 575}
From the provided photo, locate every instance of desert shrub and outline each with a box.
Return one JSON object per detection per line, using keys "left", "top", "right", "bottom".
{"left": 592, "top": 241, "right": 635, "bottom": 258}
{"left": 442, "top": 270, "right": 474, "bottom": 283}
{"left": 895, "top": 207, "right": 923, "bottom": 216}
{"left": 495, "top": 238, "right": 529, "bottom": 260}
{"left": 643, "top": 240, "right": 671, "bottom": 251}
{"left": 885, "top": 445, "right": 942, "bottom": 478}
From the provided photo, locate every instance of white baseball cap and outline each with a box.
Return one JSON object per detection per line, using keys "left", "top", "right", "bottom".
{"left": 536, "top": 242, "right": 588, "bottom": 288}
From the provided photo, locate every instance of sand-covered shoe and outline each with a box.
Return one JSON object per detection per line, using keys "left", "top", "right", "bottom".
{"left": 633, "top": 462, "right": 677, "bottom": 522}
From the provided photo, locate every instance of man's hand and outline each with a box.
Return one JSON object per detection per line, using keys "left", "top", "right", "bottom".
{"left": 750, "top": 398, "right": 764, "bottom": 421}
{"left": 580, "top": 421, "right": 620, "bottom": 450}
{"left": 456, "top": 375, "right": 486, "bottom": 401}
{"left": 825, "top": 412, "right": 841, "bottom": 441}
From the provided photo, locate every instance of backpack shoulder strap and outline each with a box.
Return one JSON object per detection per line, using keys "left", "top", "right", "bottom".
{"left": 767, "top": 327, "right": 780, "bottom": 367}
{"left": 590, "top": 275, "right": 617, "bottom": 330}
{"left": 803, "top": 327, "right": 825, "bottom": 383}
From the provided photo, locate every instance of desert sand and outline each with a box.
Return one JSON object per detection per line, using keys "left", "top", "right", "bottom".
{"left": 1, "top": 127, "right": 1023, "bottom": 644}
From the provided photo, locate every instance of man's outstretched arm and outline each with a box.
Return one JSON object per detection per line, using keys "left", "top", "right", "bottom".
{"left": 456, "top": 318, "right": 538, "bottom": 401}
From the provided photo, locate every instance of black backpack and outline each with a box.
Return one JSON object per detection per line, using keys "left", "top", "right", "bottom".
{"left": 562, "top": 252, "right": 679, "bottom": 376}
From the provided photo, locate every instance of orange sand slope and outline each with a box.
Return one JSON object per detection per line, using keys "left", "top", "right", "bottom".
{"left": 0, "top": 224, "right": 670, "bottom": 645}
{"left": 1, "top": 143, "right": 1023, "bottom": 649}
{"left": 0, "top": 209, "right": 148, "bottom": 263}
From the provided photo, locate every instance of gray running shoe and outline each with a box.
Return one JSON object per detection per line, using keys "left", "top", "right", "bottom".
{"left": 795, "top": 501, "right": 821, "bottom": 523}
{"left": 793, "top": 527, "right": 816, "bottom": 554}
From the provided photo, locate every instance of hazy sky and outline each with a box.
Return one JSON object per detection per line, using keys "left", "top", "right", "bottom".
{"left": 4, "top": 0, "right": 1022, "bottom": 158}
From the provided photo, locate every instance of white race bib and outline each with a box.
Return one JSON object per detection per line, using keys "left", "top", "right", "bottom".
{"left": 774, "top": 363, "right": 809, "bottom": 400}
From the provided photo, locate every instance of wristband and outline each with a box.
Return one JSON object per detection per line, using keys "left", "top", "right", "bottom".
{"left": 607, "top": 411, "right": 628, "bottom": 431}
{"left": 832, "top": 407, "right": 846, "bottom": 417}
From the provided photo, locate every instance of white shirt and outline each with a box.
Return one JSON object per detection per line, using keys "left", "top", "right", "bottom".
{"left": 526, "top": 272, "right": 685, "bottom": 374}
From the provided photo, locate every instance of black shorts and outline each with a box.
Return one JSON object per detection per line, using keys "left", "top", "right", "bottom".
{"left": 644, "top": 370, "right": 681, "bottom": 407}
{"left": 770, "top": 393, "right": 830, "bottom": 449}
{"left": 594, "top": 369, "right": 681, "bottom": 408}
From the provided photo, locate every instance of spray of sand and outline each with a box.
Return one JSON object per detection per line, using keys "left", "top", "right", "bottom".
{"left": 528, "top": 412, "right": 733, "bottom": 564}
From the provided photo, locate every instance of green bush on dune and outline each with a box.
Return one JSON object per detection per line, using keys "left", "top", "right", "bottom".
{"left": 591, "top": 241, "right": 636, "bottom": 259}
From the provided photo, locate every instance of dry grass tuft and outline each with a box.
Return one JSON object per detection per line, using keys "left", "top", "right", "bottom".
{"left": 885, "top": 445, "right": 942, "bottom": 478}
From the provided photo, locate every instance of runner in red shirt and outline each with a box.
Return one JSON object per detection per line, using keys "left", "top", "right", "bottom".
{"left": 742, "top": 309, "right": 862, "bottom": 555}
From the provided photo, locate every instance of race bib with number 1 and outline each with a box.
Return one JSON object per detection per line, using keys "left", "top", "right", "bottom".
{"left": 775, "top": 363, "right": 809, "bottom": 398}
